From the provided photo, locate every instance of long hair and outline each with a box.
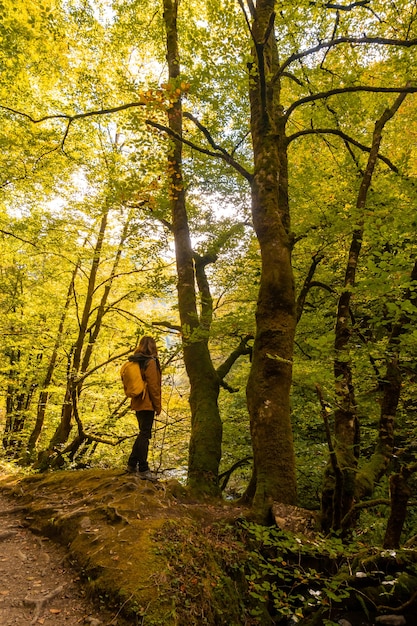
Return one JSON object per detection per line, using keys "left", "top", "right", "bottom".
{"left": 134, "top": 336, "right": 158, "bottom": 357}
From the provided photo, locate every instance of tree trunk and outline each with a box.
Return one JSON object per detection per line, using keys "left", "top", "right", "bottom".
{"left": 245, "top": 0, "right": 297, "bottom": 520}
{"left": 322, "top": 91, "right": 409, "bottom": 532}
{"left": 40, "top": 207, "right": 110, "bottom": 461}
{"left": 163, "top": 0, "right": 222, "bottom": 496}
{"left": 3, "top": 348, "right": 38, "bottom": 455}
{"left": 25, "top": 259, "right": 79, "bottom": 460}
{"left": 354, "top": 259, "right": 417, "bottom": 503}
{"left": 62, "top": 212, "right": 133, "bottom": 461}
{"left": 383, "top": 465, "right": 416, "bottom": 549}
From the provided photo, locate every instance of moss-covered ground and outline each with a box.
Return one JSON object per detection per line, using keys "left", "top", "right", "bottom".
{"left": 0, "top": 469, "right": 252, "bottom": 625}
{"left": 1, "top": 469, "right": 417, "bottom": 626}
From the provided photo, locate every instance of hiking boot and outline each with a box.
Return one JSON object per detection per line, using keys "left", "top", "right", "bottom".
{"left": 138, "top": 469, "right": 158, "bottom": 482}
{"left": 126, "top": 464, "right": 138, "bottom": 474}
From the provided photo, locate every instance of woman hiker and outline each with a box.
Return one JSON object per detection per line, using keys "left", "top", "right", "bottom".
{"left": 126, "top": 336, "right": 161, "bottom": 480}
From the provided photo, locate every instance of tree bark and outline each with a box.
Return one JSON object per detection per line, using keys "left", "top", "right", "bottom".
{"left": 245, "top": 0, "right": 297, "bottom": 520}
{"left": 383, "top": 464, "right": 417, "bottom": 549}
{"left": 163, "top": 0, "right": 222, "bottom": 496}
{"left": 322, "top": 90, "right": 409, "bottom": 532}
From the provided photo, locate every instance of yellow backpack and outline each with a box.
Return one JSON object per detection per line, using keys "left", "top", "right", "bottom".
{"left": 120, "top": 361, "right": 147, "bottom": 398}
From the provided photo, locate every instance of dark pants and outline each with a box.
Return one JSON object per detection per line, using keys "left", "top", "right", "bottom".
{"left": 128, "top": 410, "right": 154, "bottom": 472}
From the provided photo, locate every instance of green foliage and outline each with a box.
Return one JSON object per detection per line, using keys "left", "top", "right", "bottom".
{"left": 151, "top": 516, "right": 417, "bottom": 625}
{"left": 0, "top": 0, "right": 417, "bottom": 535}
{"left": 241, "top": 522, "right": 359, "bottom": 623}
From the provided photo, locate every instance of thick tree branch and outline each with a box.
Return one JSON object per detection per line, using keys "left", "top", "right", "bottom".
{"left": 147, "top": 117, "right": 253, "bottom": 182}
{"left": 216, "top": 334, "right": 253, "bottom": 382}
{"left": 219, "top": 456, "right": 253, "bottom": 491}
{"left": 194, "top": 252, "right": 217, "bottom": 330}
{"left": 274, "top": 37, "right": 417, "bottom": 80}
{"left": 0, "top": 101, "right": 147, "bottom": 125}
{"left": 285, "top": 84, "right": 417, "bottom": 117}
{"left": 255, "top": 13, "right": 275, "bottom": 130}
{"left": 219, "top": 379, "right": 239, "bottom": 393}
{"left": 287, "top": 127, "right": 399, "bottom": 172}
{"left": 296, "top": 253, "right": 324, "bottom": 323}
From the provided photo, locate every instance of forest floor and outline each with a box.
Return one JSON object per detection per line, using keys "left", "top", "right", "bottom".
{"left": 0, "top": 468, "right": 249, "bottom": 626}
{"left": 1, "top": 469, "right": 415, "bottom": 626}
{"left": 0, "top": 489, "right": 127, "bottom": 626}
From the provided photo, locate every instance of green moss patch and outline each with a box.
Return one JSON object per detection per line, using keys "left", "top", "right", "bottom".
{"left": 0, "top": 469, "right": 250, "bottom": 624}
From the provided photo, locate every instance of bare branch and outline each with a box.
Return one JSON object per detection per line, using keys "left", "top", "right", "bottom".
{"left": 274, "top": 36, "right": 417, "bottom": 79}
{"left": 0, "top": 101, "right": 147, "bottom": 125}
{"left": 216, "top": 334, "right": 253, "bottom": 381}
{"left": 322, "top": 0, "right": 371, "bottom": 10}
{"left": 287, "top": 127, "right": 399, "bottom": 173}
{"left": 0, "top": 228, "right": 38, "bottom": 247}
{"left": 285, "top": 84, "right": 417, "bottom": 118}
{"left": 75, "top": 348, "right": 133, "bottom": 385}
{"left": 147, "top": 116, "right": 253, "bottom": 182}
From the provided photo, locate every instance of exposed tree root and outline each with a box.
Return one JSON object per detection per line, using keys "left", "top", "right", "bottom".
{"left": 24, "top": 583, "right": 65, "bottom": 625}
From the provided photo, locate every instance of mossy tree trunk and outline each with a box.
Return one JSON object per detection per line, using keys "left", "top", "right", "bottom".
{"left": 383, "top": 463, "right": 417, "bottom": 549}
{"left": 163, "top": 0, "right": 222, "bottom": 496}
{"left": 321, "top": 91, "right": 409, "bottom": 533}
{"left": 245, "top": 1, "right": 297, "bottom": 520}
{"left": 162, "top": 3, "right": 255, "bottom": 496}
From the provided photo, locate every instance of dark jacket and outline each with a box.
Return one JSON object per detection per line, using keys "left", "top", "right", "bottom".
{"left": 128, "top": 353, "right": 162, "bottom": 414}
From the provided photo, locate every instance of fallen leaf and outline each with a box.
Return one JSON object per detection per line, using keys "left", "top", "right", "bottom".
{"left": 49, "top": 608, "right": 61, "bottom": 614}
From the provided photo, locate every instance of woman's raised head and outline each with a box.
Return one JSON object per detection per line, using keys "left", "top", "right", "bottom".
{"left": 135, "top": 335, "right": 158, "bottom": 356}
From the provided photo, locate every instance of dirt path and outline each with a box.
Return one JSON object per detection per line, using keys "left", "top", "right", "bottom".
{"left": 0, "top": 493, "right": 126, "bottom": 626}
